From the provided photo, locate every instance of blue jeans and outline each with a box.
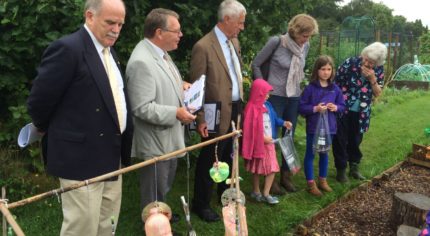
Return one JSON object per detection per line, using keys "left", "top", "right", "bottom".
{"left": 268, "top": 95, "right": 300, "bottom": 171}
{"left": 304, "top": 134, "right": 329, "bottom": 180}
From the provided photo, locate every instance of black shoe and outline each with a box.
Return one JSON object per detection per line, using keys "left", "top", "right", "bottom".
{"left": 336, "top": 168, "right": 349, "bottom": 183}
{"left": 192, "top": 207, "right": 220, "bottom": 222}
{"left": 170, "top": 213, "right": 180, "bottom": 223}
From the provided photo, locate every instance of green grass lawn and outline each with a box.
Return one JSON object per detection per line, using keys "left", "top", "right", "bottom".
{"left": 2, "top": 88, "right": 430, "bottom": 235}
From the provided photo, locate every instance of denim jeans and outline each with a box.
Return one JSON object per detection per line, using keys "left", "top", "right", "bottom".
{"left": 303, "top": 134, "right": 329, "bottom": 180}
{"left": 268, "top": 95, "right": 300, "bottom": 171}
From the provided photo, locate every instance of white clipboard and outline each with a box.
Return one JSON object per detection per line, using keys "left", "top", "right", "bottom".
{"left": 189, "top": 102, "right": 221, "bottom": 133}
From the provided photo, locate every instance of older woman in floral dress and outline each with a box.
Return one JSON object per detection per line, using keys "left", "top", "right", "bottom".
{"left": 332, "top": 42, "right": 387, "bottom": 182}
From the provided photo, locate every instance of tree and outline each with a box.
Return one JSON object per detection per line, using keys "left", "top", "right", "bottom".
{"left": 309, "top": 0, "right": 342, "bottom": 30}
{"left": 339, "top": 0, "right": 374, "bottom": 19}
{"left": 369, "top": 3, "right": 393, "bottom": 30}
{"left": 419, "top": 32, "right": 430, "bottom": 64}
{"left": 392, "top": 15, "right": 407, "bottom": 33}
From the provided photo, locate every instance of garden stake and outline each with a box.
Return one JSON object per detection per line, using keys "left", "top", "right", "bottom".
{"left": 7, "top": 129, "right": 241, "bottom": 210}
{"left": 221, "top": 120, "right": 248, "bottom": 236}
{"left": 2, "top": 187, "right": 6, "bottom": 236}
{"left": 180, "top": 196, "right": 196, "bottom": 236}
{"left": 0, "top": 202, "right": 24, "bottom": 236}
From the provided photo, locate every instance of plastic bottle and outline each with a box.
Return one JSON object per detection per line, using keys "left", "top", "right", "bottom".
{"left": 7, "top": 226, "right": 14, "bottom": 236}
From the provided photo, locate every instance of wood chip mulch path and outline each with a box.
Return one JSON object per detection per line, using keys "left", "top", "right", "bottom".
{"left": 299, "top": 162, "right": 430, "bottom": 236}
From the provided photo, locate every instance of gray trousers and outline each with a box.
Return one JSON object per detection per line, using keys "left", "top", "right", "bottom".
{"left": 139, "top": 158, "right": 177, "bottom": 210}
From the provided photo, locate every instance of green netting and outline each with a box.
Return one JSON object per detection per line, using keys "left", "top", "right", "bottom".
{"left": 392, "top": 55, "right": 430, "bottom": 81}
{"left": 338, "top": 16, "right": 375, "bottom": 65}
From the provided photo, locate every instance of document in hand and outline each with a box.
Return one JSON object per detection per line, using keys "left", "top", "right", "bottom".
{"left": 184, "top": 74, "right": 205, "bottom": 113}
{"left": 18, "top": 123, "right": 43, "bottom": 148}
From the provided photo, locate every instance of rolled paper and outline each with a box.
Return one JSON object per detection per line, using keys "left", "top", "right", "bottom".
{"left": 209, "top": 161, "right": 230, "bottom": 183}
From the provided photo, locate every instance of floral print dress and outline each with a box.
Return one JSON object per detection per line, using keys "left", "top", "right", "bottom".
{"left": 334, "top": 56, "right": 384, "bottom": 133}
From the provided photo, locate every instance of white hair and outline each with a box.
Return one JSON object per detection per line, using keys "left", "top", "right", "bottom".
{"left": 361, "top": 42, "right": 388, "bottom": 66}
{"left": 217, "top": 0, "right": 246, "bottom": 22}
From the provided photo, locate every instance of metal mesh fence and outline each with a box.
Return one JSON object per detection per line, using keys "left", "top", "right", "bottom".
{"left": 306, "top": 30, "right": 418, "bottom": 82}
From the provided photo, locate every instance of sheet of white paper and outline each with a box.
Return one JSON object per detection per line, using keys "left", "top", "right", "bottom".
{"left": 189, "top": 102, "right": 220, "bottom": 133}
{"left": 17, "top": 123, "right": 42, "bottom": 148}
{"left": 202, "top": 103, "right": 218, "bottom": 131}
{"left": 184, "top": 75, "right": 205, "bottom": 113}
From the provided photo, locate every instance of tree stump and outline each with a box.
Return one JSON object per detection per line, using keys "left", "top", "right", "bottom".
{"left": 397, "top": 224, "right": 421, "bottom": 236}
{"left": 390, "top": 192, "right": 430, "bottom": 230}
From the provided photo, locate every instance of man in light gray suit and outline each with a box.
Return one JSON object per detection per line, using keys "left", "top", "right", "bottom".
{"left": 125, "top": 8, "right": 195, "bottom": 214}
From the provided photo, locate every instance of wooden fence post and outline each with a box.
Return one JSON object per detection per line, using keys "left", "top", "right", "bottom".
{"left": 393, "top": 33, "right": 399, "bottom": 69}
{"left": 387, "top": 32, "right": 392, "bottom": 74}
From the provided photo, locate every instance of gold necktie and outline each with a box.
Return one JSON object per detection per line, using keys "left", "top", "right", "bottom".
{"left": 103, "top": 48, "right": 125, "bottom": 132}
{"left": 227, "top": 40, "right": 243, "bottom": 100}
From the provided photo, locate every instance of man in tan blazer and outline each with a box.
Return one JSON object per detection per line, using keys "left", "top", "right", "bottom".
{"left": 188, "top": 0, "right": 246, "bottom": 222}
{"left": 126, "top": 8, "right": 195, "bottom": 215}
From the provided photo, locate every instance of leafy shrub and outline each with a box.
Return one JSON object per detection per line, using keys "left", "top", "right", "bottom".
{"left": 419, "top": 32, "right": 430, "bottom": 64}
{"left": 0, "top": 0, "right": 85, "bottom": 144}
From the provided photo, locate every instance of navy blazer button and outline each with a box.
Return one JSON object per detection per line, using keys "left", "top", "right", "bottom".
{"left": 96, "top": 108, "right": 100, "bottom": 112}
{"left": 99, "top": 133, "right": 104, "bottom": 136}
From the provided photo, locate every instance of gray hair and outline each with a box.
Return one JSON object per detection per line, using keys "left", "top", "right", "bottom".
{"left": 84, "top": 0, "right": 125, "bottom": 15}
{"left": 361, "top": 42, "right": 387, "bottom": 66}
{"left": 217, "top": 0, "right": 246, "bottom": 22}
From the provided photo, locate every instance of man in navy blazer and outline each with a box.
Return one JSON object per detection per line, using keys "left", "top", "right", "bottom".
{"left": 27, "top": 0, "right": 132, "bottom": 235}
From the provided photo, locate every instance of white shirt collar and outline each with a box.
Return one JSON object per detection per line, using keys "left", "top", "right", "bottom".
{"left": 144, "top": 38, "right": 166, "bottom": 59}
{"left": 84, "top": 24, "right": 106, "bottom": 53}
{"left": 214, "top": 25, "right": 228, "bottom": 45}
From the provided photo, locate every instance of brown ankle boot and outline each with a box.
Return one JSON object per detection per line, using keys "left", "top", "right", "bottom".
{"left": 280, "top": 170, "right": 297, "bottom": 192}
{"left": 318, "top": 178, "right": 333, "bottom": 192}
{"left": 270, "top": 181, "right": 286, "bottom": 196}
{"left": 307, "top": 181, "right": 323, "bottom": 196}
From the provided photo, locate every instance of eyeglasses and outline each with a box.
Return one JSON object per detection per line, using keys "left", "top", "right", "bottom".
{"left": 362, "top": 57, "right": 376, "bottom": 68}
{"left": 161, "top": 28, "right": 182, "bottom": 35}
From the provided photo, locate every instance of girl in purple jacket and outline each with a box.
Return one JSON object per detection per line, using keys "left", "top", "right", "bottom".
{"left": 299, "top": 55, "right": 345, "bottom": 196}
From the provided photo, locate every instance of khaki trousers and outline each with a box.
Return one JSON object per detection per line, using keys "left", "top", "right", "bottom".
{"left": 59, "top": 175, "right": 122, "bottom": 236}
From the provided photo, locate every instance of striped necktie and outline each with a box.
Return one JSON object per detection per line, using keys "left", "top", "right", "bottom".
{"left": 163, "top": 53, "right": 183, "bottom": 98}
{"left": 227, "top": 40, "right": 243, "bottom": 100}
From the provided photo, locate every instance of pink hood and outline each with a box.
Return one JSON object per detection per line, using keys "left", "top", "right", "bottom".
{"left": 241, "top": 79, "right": 272, "bottom": 159}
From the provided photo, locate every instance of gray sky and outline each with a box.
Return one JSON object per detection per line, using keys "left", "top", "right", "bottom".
{"left": 341, "top": 0, "right": 429, "bottom": 28}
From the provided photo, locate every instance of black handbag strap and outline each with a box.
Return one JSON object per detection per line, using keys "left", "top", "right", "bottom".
{"left": 254, "top": 36, "right": 282, "bottom": 80}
